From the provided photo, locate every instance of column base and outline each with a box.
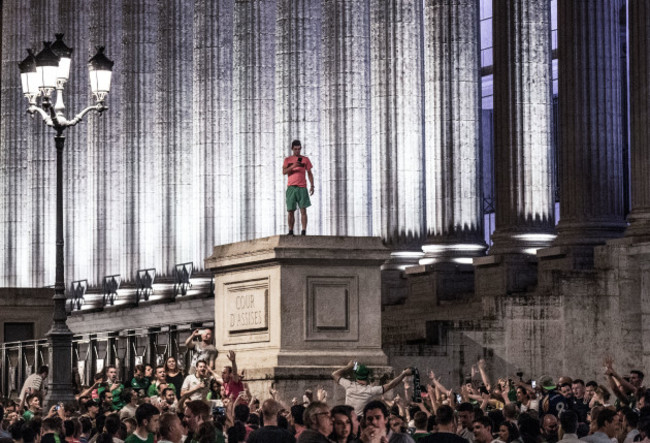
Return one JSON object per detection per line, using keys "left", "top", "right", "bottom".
{"left": 553, "top": 220, "right": 626, "bottom": 247}
{"left": 488, "top": 229, "right": 555, "bottom": 256}
{"left": 625, "top": 210, "right": 650, "bottom": 241}
{"left": 420, "top": 239, "right": 487, "bottom": 265}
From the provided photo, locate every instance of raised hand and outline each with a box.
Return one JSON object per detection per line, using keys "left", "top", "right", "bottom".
{"left": 317, "top": 387, "right": 328, "bottom": 402}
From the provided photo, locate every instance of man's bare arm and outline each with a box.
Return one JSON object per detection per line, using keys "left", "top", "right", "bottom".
{"left": 228, "top": 351, "right": 240, "bottom": 384}
{"left": 382, "top": 368, "right": 412, "bottom": 393}
{"left": 307, "top": 170, "right": 314, "bottom": 195}
{"left": 332, "top": 361, "right": 354, "bottom": 383}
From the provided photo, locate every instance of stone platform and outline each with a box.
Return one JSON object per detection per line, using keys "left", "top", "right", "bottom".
{"left": 205, "top": 235, "right": 391, "bottom": 405}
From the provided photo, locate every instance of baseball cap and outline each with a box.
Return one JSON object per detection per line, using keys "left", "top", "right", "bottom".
{"left": 354, "top": 364, "right": 370, "bottom": 381}
{"left": 539, "top": 375, "right": 556, "bottom": 391}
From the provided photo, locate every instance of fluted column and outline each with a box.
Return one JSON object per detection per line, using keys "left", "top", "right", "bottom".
{"left": 0, "top": 0, "right": 37, "bottom": 286}
{"left": 370, "top": 0, "right": 425, "bottom": 252}
{"left": 233, "top": 0, "right": 276, "bottom": 241}
{"left": 275, "top": 0, "right": 322, "bottom": 235}
{"left": 122, "top": 0, "right": 161, "bottom": 273}
{"left": 489, "top": 0, "right": 555, "bottom": 255}
{"left": 422, "top": 0, "right": 485, "bottom": 262}
{"left": 554, "top": 0, "right": 625, "bottom": 247}
{"left": 59, "top": 0, "right": 92, "bottom": 284}
{"left": 30, "top": 0, "right": 60, "bottom": 287}
{"left": 88, "top": 0, "right": 124, "bottom": 283}
{"left": 157, "top": 0, "right": 194, "bottom": 274}
{"left": 321, "top": 0, "right": 371, "bottom": 236}
{"left": 626, "top": 0, "right": 650, "bottom": 239}
{"left": 193, "top": 0, "right": 234, "bottom": 263}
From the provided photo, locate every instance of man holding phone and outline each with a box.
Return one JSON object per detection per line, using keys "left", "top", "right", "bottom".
{"left": 282, "top": 140, "right": 314, "bottom": 236}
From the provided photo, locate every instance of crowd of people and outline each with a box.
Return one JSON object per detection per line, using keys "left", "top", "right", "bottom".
{"left": 1, "top": 331, "right": 649, "bottom": 443}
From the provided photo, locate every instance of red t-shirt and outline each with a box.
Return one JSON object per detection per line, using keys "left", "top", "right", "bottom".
{"left": 224, "top": 379, "right": 245, "bottom": 400}
{"left": 283, "top": 155, "right": 313, "bottom": 188}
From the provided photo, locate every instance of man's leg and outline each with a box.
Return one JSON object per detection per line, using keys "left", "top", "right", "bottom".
{"left": 299, "top": 208, "right": 308, "bottom": 235}
{"left": 288, "top": 210, "right": 296, "bottom": 235}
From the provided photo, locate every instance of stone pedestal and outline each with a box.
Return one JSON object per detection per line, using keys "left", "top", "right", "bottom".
{"left": 474, "top": 254, "right": 539, "bottom": 296}
{"left": 205, "top": 235, "right": 390, "bottom": 405}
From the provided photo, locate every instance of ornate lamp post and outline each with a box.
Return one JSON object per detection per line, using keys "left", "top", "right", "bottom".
{"left": 18, "top": 34, "right": 114, "bottom": 406}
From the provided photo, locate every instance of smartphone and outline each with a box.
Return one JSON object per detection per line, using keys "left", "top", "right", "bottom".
{"left": 353, "top": 361, "right": 359, "bottom": 371}
{"left": 456, "top": 394, "right": 462, "bottom": 403}
{"left": 531, "top": 380, "right": 537, "bottom": 388}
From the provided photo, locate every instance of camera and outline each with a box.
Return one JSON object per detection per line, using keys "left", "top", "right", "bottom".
{"left": 516, "top": 371, "right": 524, "bottom": 379}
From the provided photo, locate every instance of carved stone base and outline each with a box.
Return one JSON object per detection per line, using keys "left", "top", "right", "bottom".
{"left": 205, "top": 235, "right": 390, "bottom": 400}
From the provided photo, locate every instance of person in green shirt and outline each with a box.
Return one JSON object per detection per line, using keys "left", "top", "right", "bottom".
{"left": 22, "top": 394, "right": 41, "bottom": 421}
{"left": 130, "top": 365, "right": 150, "bottom": 397}
{"left": 147, "top": 366, "right": 176, "bottom": 398}
{"left": 98, "top": 365, "right": 125, "bottom": 411}
{"left": 124, "top": 403, "right": 160, "bottom": 443}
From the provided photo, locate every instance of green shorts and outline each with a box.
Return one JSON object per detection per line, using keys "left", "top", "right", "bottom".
{"left": 286, "top": 186, "right": 311, "bottom": 211}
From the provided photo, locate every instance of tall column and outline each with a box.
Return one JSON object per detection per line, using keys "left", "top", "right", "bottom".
{"left": 232, "top": 0, "right": 276, "bottom": 241}
{"left": 88, "top": 0, "right": 124, "bottom": 283}
{"left": 275, "top": 0, "right": 322, "bottom": 235}
{"left": 489, "top": 0, "right": 555, "bottom": 255}
{"left": 370, "top": 0, "right": 425, "bottom": 258}
{"left": 157, "top": 0, "right": 194, "bottom": 274}
{"left": 0, "top": 0, "right": 35, "bottom": 286}
{"left": 193, "top": 0, "right": 234, "bottom": 262}
{"left": 321, "top": 0, "right": 372, "bottom": 236}
{"left": 122, "top": 0, "right": 161, "bottom": 273}
{"left": 59, "top": 0, "right": 91, "bottom": 284}
{"left": 30, "top": 0, "right": 60, "bottom": 287}
{"left": 421, "top": 0, "right": 485, "bottom": 262}
{"left": 626, "top": 1, "right": 650, "bottom": 240}
{"left": 553, "top": 0, "right": 625, "bottom": 249}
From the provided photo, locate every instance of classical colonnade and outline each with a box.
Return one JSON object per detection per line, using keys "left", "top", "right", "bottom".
{"left": 1, "top": 0, "right": 648, "bottom": 288}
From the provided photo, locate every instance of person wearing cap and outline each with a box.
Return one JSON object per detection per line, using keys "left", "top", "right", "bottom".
{"left": 539, "top": 375, "right": 569, "bottom": 417}
{"left": 331, "top": 360, "right": 412, "bottom": 416}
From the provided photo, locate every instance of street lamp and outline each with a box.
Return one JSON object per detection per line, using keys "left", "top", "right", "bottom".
{"left": 18, "top": 35, "right": 113, "bottom": 407}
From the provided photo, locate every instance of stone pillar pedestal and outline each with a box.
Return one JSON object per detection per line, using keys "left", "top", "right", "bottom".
{"left": 474, "top": 254, "right": 539, "bottom": 296}
{"left": 205, "top": 235, "right": 390, "bottom": 405}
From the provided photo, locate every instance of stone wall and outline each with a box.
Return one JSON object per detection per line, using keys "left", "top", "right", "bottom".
{"left": 0, "top": 288, "right": 54, "bottom": 343}
{"left": 382, "top": 239, "right": 650, "bottom": 384}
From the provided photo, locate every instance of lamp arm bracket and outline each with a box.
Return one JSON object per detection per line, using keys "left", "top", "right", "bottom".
{"left": 66, "top": 104, "right": 106, "bottom": 127}
{"left": 27, "top": 105, "right": 54, "bottom": 126}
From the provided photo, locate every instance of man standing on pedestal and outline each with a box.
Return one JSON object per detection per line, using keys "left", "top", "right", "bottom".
{"left": 282, "top": 140, "right": 315, "bottom": 236}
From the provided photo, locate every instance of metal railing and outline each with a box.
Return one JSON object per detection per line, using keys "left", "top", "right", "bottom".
{"left": 0, "top": 320, "right": 214, "bottom": 401}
